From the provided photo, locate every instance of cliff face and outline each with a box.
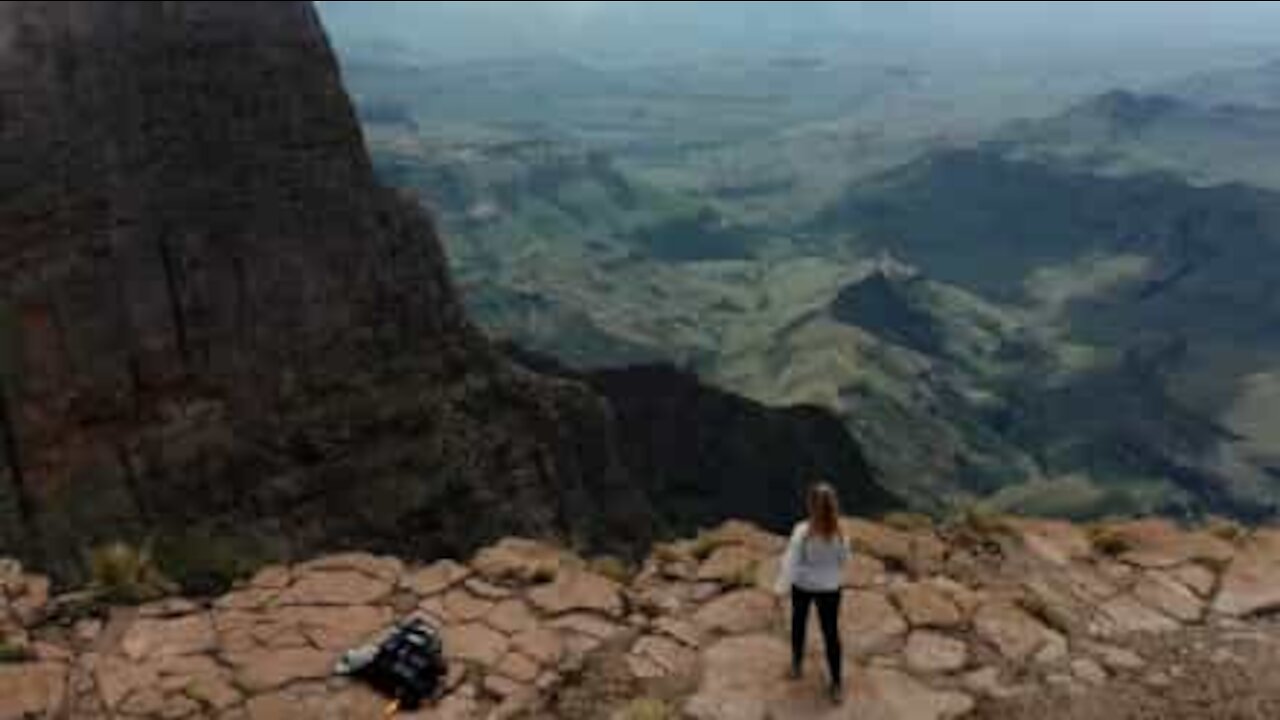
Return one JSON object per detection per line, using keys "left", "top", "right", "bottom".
{"left": 0, "top": 1, "right": 652, "bottom": 574}
{"left": 0, "top": 1, "right": 896, "bottom": 581}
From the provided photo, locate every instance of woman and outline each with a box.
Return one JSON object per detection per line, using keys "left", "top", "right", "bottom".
{"left": 775, "top": 482, "right": 850, "bottom": 703}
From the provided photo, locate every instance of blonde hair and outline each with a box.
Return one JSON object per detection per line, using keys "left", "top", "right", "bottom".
{"left": 807, "top": 482, "right": 841, "bottom": 540}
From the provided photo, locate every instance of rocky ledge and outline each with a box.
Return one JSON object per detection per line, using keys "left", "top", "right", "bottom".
{"left": 4, "top": 515, "right": 1280, "bottom": 720}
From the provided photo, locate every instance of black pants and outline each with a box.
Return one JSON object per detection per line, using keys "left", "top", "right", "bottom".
{"left": 791, "top": 587, "right": 842, "bottom": 685}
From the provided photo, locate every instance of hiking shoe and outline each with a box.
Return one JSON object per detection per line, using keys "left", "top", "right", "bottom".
{"left": 829, "top": 683, "right": 844, "bottom": 704}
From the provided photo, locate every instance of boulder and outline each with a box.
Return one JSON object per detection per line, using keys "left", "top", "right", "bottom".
{"left": 446, "top": 623, "right": 510, "bottom": 667}
{"left": 272, "top": 604, "right": 392, "bottom": 650}
{"left": 703, "top": 521, "right": 786, "bottom": 554}
{"left": 863, "top": 667, "right": 975, "bottom": 720}
{"left": 628, "top": 635, "right": 698, "bottom": 679}
{"left": 1212, "top": 547, "right": 1280, "bottom": 617}
{"left": 510, "top": 628, "right": 564, "bottom": 667}
{"left": 0, "top": 661, "right": 66, "bottom": 719}
{"left": 274, "top": 570, "right": 392, "bottom": 607}
{"left": 1071, "top": 658, "right": 1108, "bottom": 685}
{"left": 1081, "top": 642, "right": 1145, "bottom": 672}
{"left": 973, "top": 602, "right": 1055, "bottom": 663}
{"left": 402, "top": 560, "right": 471, "bottom": 598}
{"left": 137, "top": 599, "right": 202, "bottom": 619}
{"left": 214, "top": 588, "right": 282, "bottom": 612}
{"left": 495, "top": 651, "right": 541, "bottom": 684}
{"left": 653, "top": 617, "right": 703, "bottom": 649}
{"left": 1101, "top": 520, "right": 1234, "bottom": 569}
{"left": 684, "top": 634, "right": 788, "bottom": 720}
{"left": 1133, "top": 573, "right": 1204, "bottom": 623}
{"left": 893, "top": 582, "right": 964, "bottom": 629}
{"left": 121, "top": 614, "right": 217, "bottom": 661}
{"left": 464, "top": 578, "right": 514, "bottom": 601}
{"left": 1089, "top": 594, "right": 1181, "bottom": 637}
{"left": 904, "top": 631, "right": 969, "bottom": 674}
{"left": 1169, "top": 564, "right": 1216, "bottom": 599}
{"left": 841, "top": 591, "right": 909, "bottom": 657}
{"left": 549, "top": 614, "right": 627, "bottom": 641}
{"left": 295, "top": 553, "right": 403, "bottom": 584}
{"left": 1006, "top": 518, "right": 1092, "bottom": 566}
{"left": 226, "top": 647, "right": 333, "bottom": 693}
{"left": 242, "top": 685, "right": 387, "bottom": 720}
{"left": 486, "top": 599, "right": 539, "bottom": 636}
{"left": 693, "top": 590, "right": 777, "bottom": 636}
{"left": 844, "top": 520, "right": 913, "bottom": 568}
{"left": 1033, "top": 631, "right": 1069, "bottom": 665}
{"left": 471, "top": 539, "right": 565, "bottom": 586}
{"left": 442, "top": 588, "right": 496, "bottom": 624}
{"left": 844, "top": 554, "right": 888, "bottom": 589}
{"left": 248, "top": 566, "right": 293, "bottom": 591}
{"left": 962, "top": 666, "right": 1024, "bottom": 700}
{"left": 698, "top": 546, "right": 762, "bottom": 585}
{"left": 213, "top": 609, "right": 311, "bottom": 654}
{"left": 10, "top": 575, "right": 50, "bottom": 627}
{"left": 528, "top": 569, "right": 623, "bottom": 618}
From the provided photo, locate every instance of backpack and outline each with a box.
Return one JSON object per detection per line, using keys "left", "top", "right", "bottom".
{"left": 353, "top": 618, "right": 448, "bottom": 711}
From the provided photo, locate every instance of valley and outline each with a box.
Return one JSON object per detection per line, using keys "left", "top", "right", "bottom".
{"left": 336, "top": 39, "right": 1280, "bottom": 523}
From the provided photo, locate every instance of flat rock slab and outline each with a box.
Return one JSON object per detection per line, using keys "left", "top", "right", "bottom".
{"left": 0, "top": 662, "right": 66, "bottom": 719}
{"left": 974, "top": 602, "right": 1055, "bottom": 663}
{"left": 402, "top": 560, "right": 471, "bottom": 598}
{"left": 893, "top": 582, "right": 963, "bottom": 630}
{"left": 1104, "top": 519, "right": 1235, "bottom": 569}
{"left": 527, "top": 569, "right": 623, "bottom": 617}
{"left": 121, "top": 613, "right": 217, "bottom": 660}
{"left": 225, "top": 647, "right": 334, "bottom": 693}
{"left": 1006, "top": 518, "right": 1092, "bottom": 567}
{"left": 904, "top": 631, "right": 969, "bottom": 674}
{"left": 694, "top": 590, "right": 778, "bottom": 636}
{"left": 699, "top": 545, "right": 764, "bottom": 584}
{"left": 841, "top": 591, "right": 908, "bottom": 657}
{"left": 274, "top": 570, "right": 393, "bottom": 607}
{"left": 1213, "top": 549, "right": 1280, "bottom": 617}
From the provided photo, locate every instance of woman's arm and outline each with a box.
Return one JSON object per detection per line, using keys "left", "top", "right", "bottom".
{"left": 774, "top": 522, "right": 806, "bottom": 596}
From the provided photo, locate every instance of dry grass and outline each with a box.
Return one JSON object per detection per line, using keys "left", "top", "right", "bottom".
{"left": 1204, "top": 516, "right": 1250, "bottom": 545}
{"left": 689, "top": 531, "right": 734, "bottom": 562}
{"left": 88, "top": 541, "right": 175, "bottom": 604}
{"left": 1086, "top": 525, "right": 1133, "bottom": 558}
{"left": 616, "top": 697, "right": 678, "bottom": 720}
{"left": 883, "top": 511, "right": 937, "bottom": 533}
{"left": 0, "top": 639, "right": 32, "bottom": 664}
{"left": 724, "top": 560, "right": 762, "bottom": 590}
{"left": 589, "top": 555, "right": 634, "bottom": 584}
{"left": 651, "top": 543, "right": 686, "bottom": 565}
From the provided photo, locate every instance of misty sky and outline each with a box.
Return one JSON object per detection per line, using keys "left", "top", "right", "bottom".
{"left": 319, "top": 1, "right": 1280, "bottom": 66}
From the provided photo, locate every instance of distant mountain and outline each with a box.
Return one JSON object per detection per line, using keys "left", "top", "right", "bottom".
{"left": 1162, "top": 58, "right": 1280, "bottom": 109}
{"left": 812, "top": 148, "right": 1280, "bottom": 519}
{"left": 990, "top": 90, "right": 1280, "bottom": 189}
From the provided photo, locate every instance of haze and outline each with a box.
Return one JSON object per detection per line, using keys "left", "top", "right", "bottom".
{"left": 319, "top": 1, "right": 1280, "bottom": 71}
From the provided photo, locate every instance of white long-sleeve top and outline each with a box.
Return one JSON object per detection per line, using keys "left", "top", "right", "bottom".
{"left": 774, "top": 521, "right": 851, "bottom": 594}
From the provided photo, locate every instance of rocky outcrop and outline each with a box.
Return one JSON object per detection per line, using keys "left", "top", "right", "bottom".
{"left": 579, "top": 364, "right": 900, "bottom": 535}
{"left": 5, "top": 516, "right": 1280, "bottom": 719}
{"left": 0, "top": 0, "right": 652, "bottom": 576}
{"left": 0, "top": 1, "right": 896, "bottom": 581}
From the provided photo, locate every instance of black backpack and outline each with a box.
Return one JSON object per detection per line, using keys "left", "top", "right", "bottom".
{"left": 355, "top": 618, "right": 448, "bottom": 711}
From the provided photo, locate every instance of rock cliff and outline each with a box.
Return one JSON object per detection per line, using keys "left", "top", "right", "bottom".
{"left": 0, "top": 1, "right": 896, "bottom": 581}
